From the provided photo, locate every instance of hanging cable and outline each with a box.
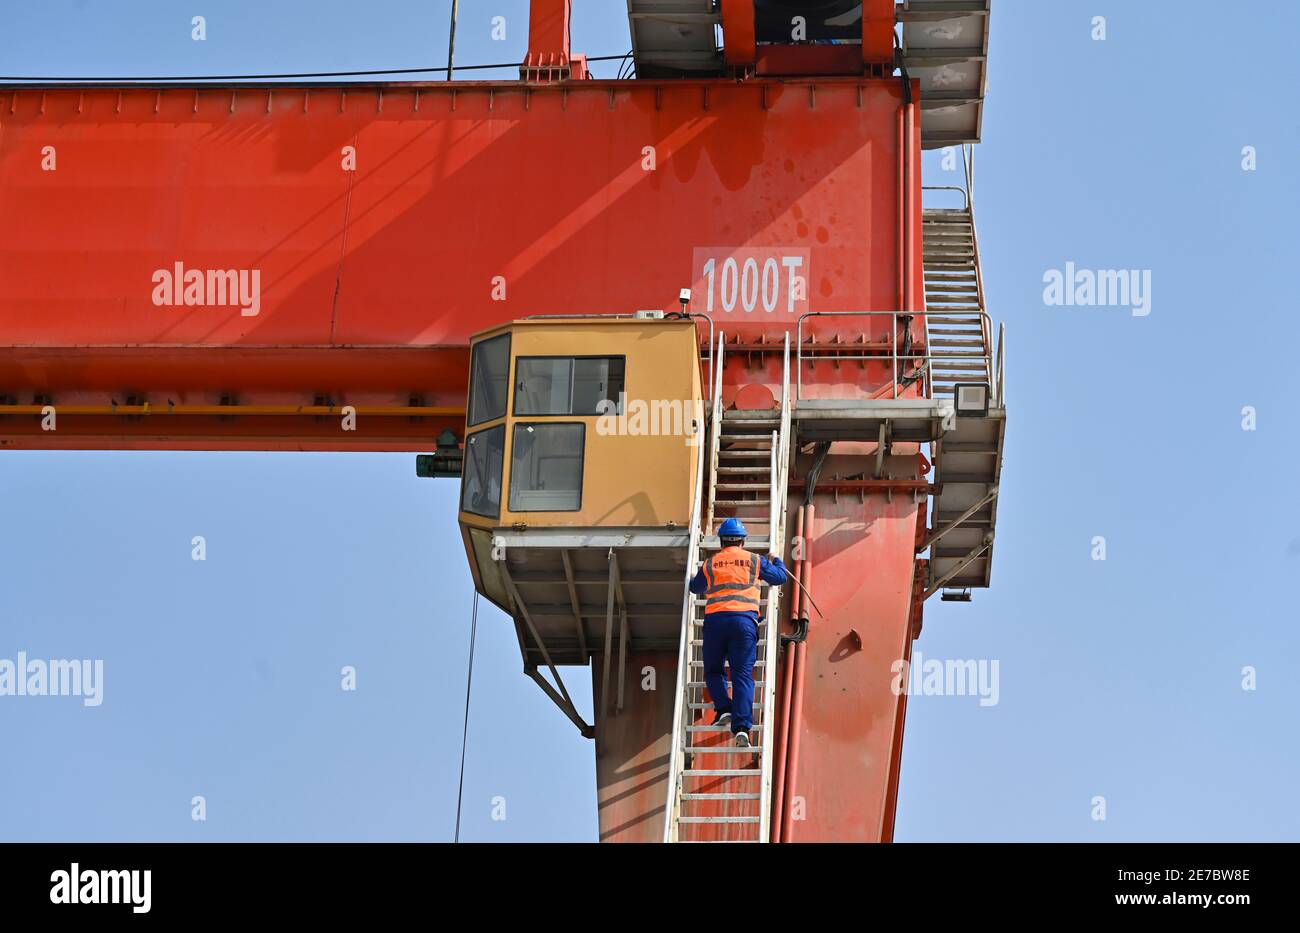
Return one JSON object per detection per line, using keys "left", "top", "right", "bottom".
{"left": 453, "top": 591, "right": 479, "bottom": 843}
{"left": 615, "top": 50, "right": 635, "bottom": 80}
{"left": 804, "top": 441, "right": 831, "bottom": 505}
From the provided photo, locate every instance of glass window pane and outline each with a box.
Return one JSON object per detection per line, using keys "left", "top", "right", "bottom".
{"left": 509, "top": 423, "right": 584, "bottom": 512}
{"left": 572, "top": 357, "right": 625, "bottom": 415}
{"left": 460, "top": 425, "right": 505, "bottom": 518}
{"left": 515, "top": 357, "right": 573, "bottom": 416}
{"left": 467, "top": 334, "right": 510, "bottom": 426}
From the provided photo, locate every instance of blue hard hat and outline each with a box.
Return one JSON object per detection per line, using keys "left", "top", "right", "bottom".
{"left": 718, "top": 518, "right": 748, "bottom": 539}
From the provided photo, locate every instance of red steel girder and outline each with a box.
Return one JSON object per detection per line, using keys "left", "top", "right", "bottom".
{"left": 0, "top": 78, "right": 918, "bottom": 451}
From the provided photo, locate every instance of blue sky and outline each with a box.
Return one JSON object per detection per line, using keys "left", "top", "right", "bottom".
{"left": 1, "top": 1, "right": 1297, "bottom": 842}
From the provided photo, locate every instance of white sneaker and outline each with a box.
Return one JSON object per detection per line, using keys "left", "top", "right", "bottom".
{"left": 714, "top": 712, "right": 732, "bottom": 728}
{"left": 734, "top": 731, "right": 751, "bottom": 748}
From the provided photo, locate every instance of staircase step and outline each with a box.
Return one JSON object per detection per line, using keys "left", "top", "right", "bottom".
{"left": 686, "top": 680, "right": 766, "bottom": 688}
{"left": 683, "top": 769, "right": 760, "bottom": 777}
{"left": 699, "top": 537, "right": 770, "bottom": 550}
{"left": 689, "top": 702, "right": 761, "bottom": 709}
{"left": 681, "top": 793, "right": 761, "bottom": 801}
{"left": 714, "top": 483, "right": 770, "bottom": 490}
{"left": 685, "top": 746, "right": 762, "bottom": 754}
{"left": 688, "top": 603, "right": 769, "bottom": 612}
{"left": 687, "top": 724, "right": 765, "bottom": 732}
{"left": 679, "top": 816, "right": 760, "bottom": 823}
{"left": 717, "top": 450, "right": 772, "bottom": 458}
{"left": 691, "top": 611, "right": 770, "bottom": 624}
{"left": 716, "top": 467, "right": 768, "bottom": 475}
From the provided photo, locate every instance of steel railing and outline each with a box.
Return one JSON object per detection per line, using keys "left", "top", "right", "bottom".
{"left": 921, "top": 184, "right": 969, "bottom": 211}
{"left": 790, "top": 310, "right": 1003, "bottom": 405}
{"left": 662, "top": 331, "right": 723, "bottom": 843}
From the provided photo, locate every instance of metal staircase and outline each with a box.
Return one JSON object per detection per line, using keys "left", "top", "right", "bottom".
{"left": 922, "top": 206, "right": 992, "bottom": 398}
{"left": 664, "top": 336, "right": 791, "bottom": 843}
{"left": 921, "top": 190, "right": 1006, "bottom": 594}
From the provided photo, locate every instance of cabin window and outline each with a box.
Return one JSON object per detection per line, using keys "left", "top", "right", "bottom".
{"left": 460, "top": 424, "right": 505, "bottom": 518}
{"left": 467, "top": 334, "right": 511, "bottom": 426}
{"left": 509, "top": 423, "right": 585, "bottom": 512}
{"left": 514, "top": 357, "right": 625, "bottom": 416}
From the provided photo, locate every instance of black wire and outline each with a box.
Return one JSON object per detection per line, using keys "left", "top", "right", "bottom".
{"left": 615, "top": 49, "right": 634, "bottom": 80}
{"left": 453, "top": 590, "right": 479, "bottom": 843}
{"left": 804, "top": 441, "right": 831, "bottom": 505}
{"left": 0, "top": 54, "right": 633, "bottom": 84}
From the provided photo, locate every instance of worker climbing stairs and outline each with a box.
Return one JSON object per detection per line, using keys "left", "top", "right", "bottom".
{"left": 664, "top": 337, "right": 791, "bottom": 842}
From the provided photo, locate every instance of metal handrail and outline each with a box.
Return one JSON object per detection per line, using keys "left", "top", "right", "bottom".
{"left": 704, "top": 332, "right": 727, "bottom": 530}
{"left": 757, "top": 333, "right": 791, "bottom": 842}
{"left": 921, "top": 184, "right": 969, "bottom": 211}
{"left": 995, "top": 321, "right": 1005, "bottom": 406}
{"left": 690, "top": 313, "right": 715, "bottom": 404}
{"left": 795, "top": 310, "right": 992, "bottom": 402}
{"left": 663, "top": 332, "right": 724, "bottom": 843}
{"left": 963, "top": 143, "right": 976, "bottom": 212}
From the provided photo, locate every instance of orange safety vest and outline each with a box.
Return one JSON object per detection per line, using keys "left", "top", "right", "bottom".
{"left": 702, "top": 546, "right": 762, "bottom": 615}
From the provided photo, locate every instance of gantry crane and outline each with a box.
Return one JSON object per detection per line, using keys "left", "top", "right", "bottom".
{"left": 0, "top": 0, "right": 1000, "bottom": 841}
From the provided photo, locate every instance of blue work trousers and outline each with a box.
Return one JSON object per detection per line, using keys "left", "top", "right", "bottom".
{"left": 701, "top": 610, "right": 759, "bottom": 732}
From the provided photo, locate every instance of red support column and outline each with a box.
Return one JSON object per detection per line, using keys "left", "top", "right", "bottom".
{"left": 863, "top": 0, "right": 897, "bottom": 66}
{"left": 785, "top": 467, "right": 921, "bottom": 841}
{"left": 720, "top": 0, "right": 757, "bottom": 66}
{"left": 592, "top": 652, "right": 676, "bottom": 842}
{"left": 522, "top": 0, "right": 588, "bottom": 81}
